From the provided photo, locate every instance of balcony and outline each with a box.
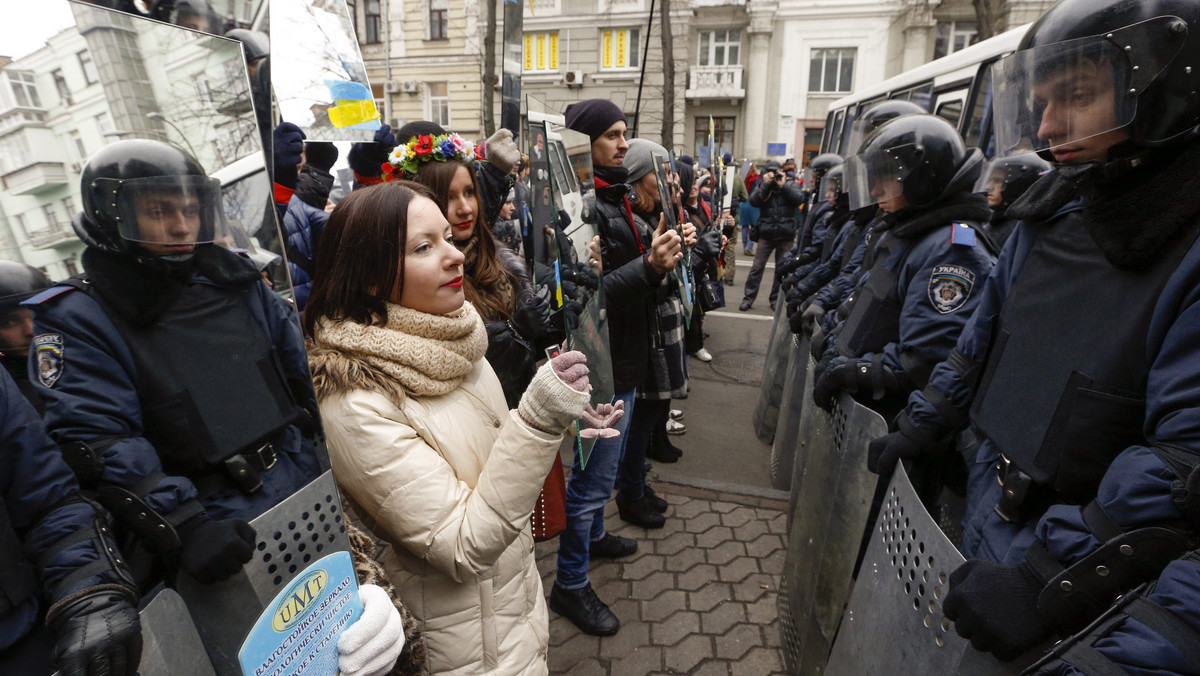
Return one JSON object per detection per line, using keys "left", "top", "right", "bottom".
{"left": 27, "top": 225, "right": 76, "bottom": 249}
{"left": 686, "top": 65, "right": 745, "bottom": 100}
{"left": 1, "top": 161, "right": 69, "bottom": 195}
{"left": 689, "top": 0, "right": 746, "bottom": 7}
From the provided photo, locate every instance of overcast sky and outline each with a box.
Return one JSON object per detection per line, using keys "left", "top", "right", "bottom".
{"left": 0, "top": 0, "right": 79, "bottom": 61}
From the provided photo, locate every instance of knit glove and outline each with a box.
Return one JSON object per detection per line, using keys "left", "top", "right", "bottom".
{"left": 943, "top": 559, "right": 1051, "bottom": 661}
{"left": 177, "top": 515, "right": 256, "bottom": 584}
{"left": 484, "top": 128, "right": 521, "bottom": 175}
{"left": 337, "top": 585, "right": 405, "bottom": 676}
{"left": 580, "top": 400, "right": 625, "bottom": 439}
{"left": 517, "top": 351, "right": 593, "bottom": 434}
{"left": 348, "top": 124, "right": 398, "bottom": 178}
{"left": 273, "top": 122, "right": 306, "bottom": 190}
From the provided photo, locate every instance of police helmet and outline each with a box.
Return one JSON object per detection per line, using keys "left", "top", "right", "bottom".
{"left": 0, "top": 261, "right": 52, "bottom": 312}
{"left": 844, "top": 114, "right": 984, "bottom": 212}
{"left": 173, "top": 0, "right": 222, "bottom": 33}
{"left": 224, "top": 29, "right": 269, "bottom": 64}
{"left": 975, "top": 154, "right": 1052, "bottom": 207}
{"left": 819, "top": 164, "right": 849, "bottom": 208}
{"left": 79, "top": 139, "right": 226, "bottom": 256}
{"left": 847, "top": 100, "right": 927, "bottom": 155}
{"left": 992, "top": 0, "right": 1200, "bottom": 158}
{"left": 801, "top": 153, "right": 843, "bottom": 189}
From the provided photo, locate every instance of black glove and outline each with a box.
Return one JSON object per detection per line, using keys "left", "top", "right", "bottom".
{"left": 776, "top": 249, "right": 800, "bottom": 277}
{"left": 1171, "top": 463, "right": 1200, "bottom": 526}
{"left": 347, "top": 124, "right": 398, "bottom": 178}
{"left": 48, "top": 587, "right": 142, "bottom": 676}
{"left": 943, "top": 559, "right": 1051, "bottom": 661}
{"left": 812, "top": 360, "right": 855, "bottom": 411}
{"left": 510, "top": 286, "right": 554, "bottom": 346}
{"left": 272, "top": 122, "right": 306, "bottom": 190}
{"left": 693, "top": 228, "right": 723, "bottom": 263}
{"left": 866, "top": 428, "right": 925, "bottom": 475}
{"left": 177, "top": 515, "right": 256, "bottom": 584}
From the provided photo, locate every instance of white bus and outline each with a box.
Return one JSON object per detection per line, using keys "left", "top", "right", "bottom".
{"left": 821, "top": 23, "right": 1031, "bottom": 159}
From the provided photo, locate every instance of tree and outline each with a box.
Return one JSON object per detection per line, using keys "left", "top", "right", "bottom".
{"left": 659, "top": 0, "right": 675, "bottom": 147}
{"left": 972, "top": 0, "right": 1001, "bottom": 41}
{"left": 482, "top": 0, "right": 498, "bottom": 136}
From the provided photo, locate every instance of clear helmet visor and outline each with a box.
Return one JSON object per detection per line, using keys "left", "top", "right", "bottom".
{"left": 818, "top": 173, "right": 843, "bottom": 202}
{"left": 96, "top": 175, "right": 227, "bottom": 254}
{"left": 801, "top": 166, "right": 815, "bottom": 188}
{"left": 844, "top": 145, "right": 921, "bottom": 212}
{"left": 991, "top": 16, "right": 1188, "bottom": 158}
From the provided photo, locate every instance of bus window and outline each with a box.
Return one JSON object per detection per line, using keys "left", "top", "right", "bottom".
{"left": 933, "top": 88, "right": 967, "bottom": 129}
{"left": 830, "top": 108, "right": 846, "bottom": 157}
{"left": 891, "top": 81, "right": 934, "bottom": 112}
{"left": 963, "top": 61, "right": 995, "bottom": 154}
{"left": 820, "top": 111, "right": 836, "bottom": 153}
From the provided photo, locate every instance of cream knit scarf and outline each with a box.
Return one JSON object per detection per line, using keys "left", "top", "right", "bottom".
{"left": 313, "top": 302, "right": 488, "bottom": 397}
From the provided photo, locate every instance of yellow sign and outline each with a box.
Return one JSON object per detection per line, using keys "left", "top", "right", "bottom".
{"left": 602, "top": 31, "right": 613, "bottom": 69}
{"left": 536, "top": 34, "right": 545, "bottom": 70}
{"left": 616, "top": 30, "right": 627, "bottom": 68}
{"left": 524, "top": 34, "right": 534, "bottom": 70}
{"left": 271, "top": 569, "right": 330, "bottom": 632}
{"left": 549, "top": 33, "right": 559, "bottom": 70}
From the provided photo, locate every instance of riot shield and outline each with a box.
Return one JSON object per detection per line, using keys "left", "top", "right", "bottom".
{"left": 499, "top": 0, "right": 523, "bottom": 135}
{"left": 769, "top": 333, "right": 808, "bottom": 490}
{"left": 71, "top": 0, "right": 264, "bottom": 34}
{"left": 778, "top": 360, "right": 886, "bottom": 675}
{"left": 824, "top": 466, "right": 1029, "bottom": 675}
{"left": 652, "top": 152, "right": 695, "bottom": 328}
{"left": 752, "top": 293, "right": 791, "bottom": 443}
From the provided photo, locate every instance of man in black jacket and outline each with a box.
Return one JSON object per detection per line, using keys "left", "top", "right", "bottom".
{"left": 740, "top": 161, "right": 805, "bottom": 311}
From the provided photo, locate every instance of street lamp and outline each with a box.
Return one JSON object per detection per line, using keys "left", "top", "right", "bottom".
{"left": 146, "top": 112, "right": 200, "bottom": 157}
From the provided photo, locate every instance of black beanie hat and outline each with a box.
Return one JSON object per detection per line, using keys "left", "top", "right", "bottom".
{"left": 564, "top": 99, "right": 626, "bottom": 142}
{"left": 679, "top": 155, "right": 695, "bottom": 167}
{"left": 394, "top": 120, "right": 447, "bottom": 144}
{"left": 304, "top": 142, "right": 339, "bottom": 172}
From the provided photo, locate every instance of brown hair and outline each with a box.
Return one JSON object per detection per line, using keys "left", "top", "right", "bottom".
{"left": 411, "top": 159, "right": 517, "bottom": 322}
{"left": 303, "top": 180, "right": 434, "bottom": 336}
{"left": 631, "top": 173, "right": 660, "bottom": 214}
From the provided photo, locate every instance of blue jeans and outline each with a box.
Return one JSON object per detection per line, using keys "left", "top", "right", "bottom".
{"left": 555, "top": 389, "right": 636, "bottom": 590}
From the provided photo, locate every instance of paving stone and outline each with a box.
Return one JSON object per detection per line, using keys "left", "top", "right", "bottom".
{"left": 676, "top": 563, "right": 720, "bottom": 591}
{"left": 715, "top": 623, "right": 764, "bottom": 660}
{"left": 755, "top": 507, "right": 784, "bottom": 521}
{"left": 557, "top": 657, "right": 607, "bottom": 675}
{"left": 764, "top": 620, "right": 782, "bottom": 648}
{"left": 690, "top": 660, "right": 733, "bottom": 676}
{"left": 733, "top": 518, "right": 770, "bottom": 543}
{"left": 701, "top": 599, "right": 748, "bottom": 635}
{"left": 632, "top": 570, "right": 675, "bottom": 599}
{"left": 709, "top": 500, "right": 740, "bottom": 514}
{"left": 642, "top": 589, "right": 688, "bottom": 622}
{"left": 622, "top": 552, "right": 666, "bottom": 581}
{"left": 664, "top": 546, "right": 706, "bottom": 573}
{"left": 672, "top": 498, "right": 709, "bottom": 520}
{"left": 662, "top": 492, "right": 689, "bottom": 505}
{"left": 548, "top": 631, "right": 601, "bottom": 671}
{"left": 549, "top": 613, "right": 579, "bottom": 646}
{"left": 653, "top": 531, "right": 696, "bottom": 556}
{"left": 598, "top": 620, "right": 650, "bottom": 660}
{"left": 684, "top": 511, "right": 723, "bottom": 534}
{"left": 649, "top": 609, "right": 700, "bottom": 646}
{"left": 641, "top": 516, "right": 686, "bottom": 540}
{"left": 594, "top": 577, "right": 632, "bottom": 604}
{"left": 588, "top": 560, "right": 623, "bottom": 586}
{"left": 663, "top": 633, "right": 714, "bottom": 673}
{"left": 767, "top": 512, "right": 787, "bottom": 535}
{"left": 745, "top": 593, "right": 778, "bottom": 625}
{"left": 745, "top": 532, "right": 785, "bottom": 559}
{"left": 610, "top": 645, "right": 664, "bottom": 674}
{"left": 689, "top": 581, "right": 734, "bottom": 612}
{"left": 695, "top": 525, "right": 734, "bottom": 548}
{"left": 721, "top": 506, "right": 758, "bottom": 528}
{"left": 706, "top": 540, "right": 747, "bottom": 566}
{"left": 608, "top": 597, "right": 639, "bottom": 626}
{"left": 760, "top": 546, "right": 788, "bottom": 576}
{"left": 729, "top": 646, "right": 785, "bottom": 676}
{"left": 731, "top": 573, "right": 775, "bottom": 602}
{"left": 718, "top": 556, "right": 761, "bottom": 583}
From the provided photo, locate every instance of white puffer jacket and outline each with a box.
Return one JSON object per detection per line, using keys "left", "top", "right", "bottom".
{"left": 309, "top": 345, "right": 561, "bottom": 675}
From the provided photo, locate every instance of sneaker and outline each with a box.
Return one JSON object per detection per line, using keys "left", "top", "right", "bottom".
{"left": 669, "top": 409, "right": 684, "bottom": 421}
{"left": 590, "top": 533, "right": 638, "bottom": 559}
{"left": 549, "top": 583, "right": 620, "bottom": 636}
{"left": 665, "top": 419, "right": 686, "bottom": 435}
{"left": 692, "top": 348, "right": 713, "bottom": 362}
{"left": 617, "top": 496, "right": 666, "bottom": 529}
{"left": 739, "top": 299, "right": 753, "bottom": 312}
{"left": 644, "top": 485, "right": 669, "bottom": 513}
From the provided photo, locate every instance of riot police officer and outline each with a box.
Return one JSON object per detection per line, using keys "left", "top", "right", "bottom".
{"left": 28, "top": 140, "right": 322, "bottom": 587}
{"left": 1, "top": 369, "right": 141, "bottom": 675}
{"left": 977, "top": 154, "right": 1050, "bottom": 248}
{"left": 0, "top": 261, "right": 52, "bottom": 410}
{"left": 869, "top": 0, "right": 1200, "bottom": 660}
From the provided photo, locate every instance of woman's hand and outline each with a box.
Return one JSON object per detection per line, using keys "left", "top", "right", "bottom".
{"left": 337, "top": 585, "right": 405, "bottom": 676}
{"left": 648, "top": 215, "right": 683, "bottom": 274}
{"left": 517, "top": 351, "right": 593, "bottom": 434}
{"left": 551, "top": 351, "right": 591, "bottom": 393}
{"left": 587, "top": 235, "right": 603, "bottom": 274}
{"left": 579, "top": 400, "right": 625, "bottom": 439}
{"left": 681, "top": 221, "right": 698, "bottom": 247}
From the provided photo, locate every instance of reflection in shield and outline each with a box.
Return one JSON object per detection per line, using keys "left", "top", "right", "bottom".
{"left": 651, "top": 152, "right": 695, "bottom": 329}
{"left": 770, "top": 334, "right": 809, "bottom": 492}
{"left": 753, "top": 300, "right": 792, "bottom": 444}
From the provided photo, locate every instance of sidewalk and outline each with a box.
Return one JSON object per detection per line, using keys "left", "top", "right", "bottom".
{"left": 536, "top": 480, "right": 789, "bottom": 675}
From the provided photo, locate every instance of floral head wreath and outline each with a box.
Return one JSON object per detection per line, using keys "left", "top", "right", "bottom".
{"left": 381, "top": 132, "right": 484, "bottom": 180}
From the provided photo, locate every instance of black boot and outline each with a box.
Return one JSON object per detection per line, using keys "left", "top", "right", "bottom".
{"left": 549, "top": 583, "right": 620, "bottom": 636}
{"left": 617, "top": 496, "right": 666, "bottom": 528}
{"left": 590, "top": 533, "right": 637, "bottom": 559}
{"left": 644, "top": 485, "right": 669, "bottom": 514}
{"left": 646, "top": 437, "right": 681, "bottom": 463}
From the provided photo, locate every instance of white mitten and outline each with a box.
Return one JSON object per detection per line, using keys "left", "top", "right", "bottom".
{"left": 337, "top": 584, "right": 405, "bottom": 676}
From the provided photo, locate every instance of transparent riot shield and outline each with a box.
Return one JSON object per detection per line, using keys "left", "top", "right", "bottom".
{"left": 778, "top": 358, "right": 886, "bottom": 675}
{"left": 769, "top": 334, "right": 808, "bottom": 491}
{"left": 652, "top": 152, "right": 695, "bottom": 328}
{"left": 499, "top": 0, "right": 523, "bottom": 135}
{"left": 753, "top": 294, "right": 792, "bottom": 444}
{"left": 824, "top": 466, "right": 1030, "bottom": 676}
{"left": 271, "top": 0, "right": 381, "bottom": 141}
{"left": 71, "top": 0, "right": 264, "bottom": 34}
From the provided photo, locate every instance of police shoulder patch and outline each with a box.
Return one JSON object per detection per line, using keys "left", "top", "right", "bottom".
{"left": 928, "top": 265, "right": 976, "bottom": 315}
{"left": 34, "top": 333, "right": 64, "bottom": 388}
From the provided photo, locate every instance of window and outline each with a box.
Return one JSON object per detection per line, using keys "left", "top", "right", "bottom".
{"left": 808, "top": 48, "right": 855, "bottom": 94}
{"left": 523, "top": 32, "right": 559, "bottom": 72}
{"left": 13, "top": 215, "right": 28, "bottom": 239}
{"left": 698, "top": 30, "right": 740, "bottom": 67}
{"left": 52, "top": 69, "right": 71, "bottom": 105}
{"left": 346, "top": 0, "right": 357, "bottom": 35}
{"left": 194, "top": 75, "right": 214, "bottom": 105}
{"left": 78, "top": 50, "right": 98, "bottom": 85}
{"left": 428, "top": 82, "right": 450, "bottom": 126}
{"left": 601, "top": 28, "right": 639, "bottom": 70}
{"left": 95, "top": 112, "right": 114, "bottom": 139}
{"left": 7, "top": 71, "right": 42, "bottom": 108}
{"left": 693, "top": 116, "right": 736, "bottom": 159}
{"left": 63, "top": 196, "right": 77, "bottom": 218}
{"left": 429, "top": 0, "right": 448, "bottom": 40}
{"left": 69, "top": 130, "right": 86, "bottom": 159}
{"left": 365, "top": 0, "right": 382, "bottom": 44}
{"left": 43, "top": 204, "right": 61, "bottom": 230}
{"left": 934, "top": 21, "right": 979, "bottom": 59}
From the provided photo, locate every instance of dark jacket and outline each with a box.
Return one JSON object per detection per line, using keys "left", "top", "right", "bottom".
{"left": 282, "top": 194, "right": 329, "bottom": 311}
{"left": 749, "top": 178, "right": 806, "bottom": 242}
{"left": 484, "top": 247, "right": 559, "bottom": 408}
{"left": 595, "top": 177, "right": 667, "bottom": 393}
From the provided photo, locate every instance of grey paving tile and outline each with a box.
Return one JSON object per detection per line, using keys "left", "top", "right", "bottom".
{"left": 676, "top": 563, "right": 720, "bottom": 591}
{"left": 611, "top": 645, "right": 664, "bottom": 674}
{"left": 760, "top": 546, "right": 787, "bottom": 576}
{"left": 663, "top": 634, "right": 714, "bottom": 673}
{"left": 558, "top": 657, "right": 607, "bottom": 675}
{"left": 653, "top": 531, "right": 697, "bottom": 556}
{"left": 632, "top": 570, "right": 675, "bottom": 599}
{"left": 548, "top": 631, "right": 601, "bottom": 671}
{"left": 641, "top": 516, "right": 687, "bottom": 540}
{"left": 695, "top": 525, "right": 735, "bottom": 548}
{"left": 709, "top": 500, "right": 741, "bottom": 514}
{"left": 649, "top": 609, "right": 700, "bottom": 646}
{"left": 598, "top": 621, "right": 650, "bottom": 660}
{"left": 700, "top": 600, "right": 748, "bottom": 635}
{"left": 685, "top": 511, "right": 723, "bottom": 534}
{"left": 689, "top": 581, "right": 734, "bottom": 612}
{"left": 731, "top": 573, "right": 775, "bottom": 602}
{"left": 549, "top": 613, "right": 578, "bottom": 646}
{"left": 717, "top": 556, "right": 761, "bottom": 583}
{"left": 721, "top": 506, "right": 758, "bottom": 528}
{"left": 744, "top": 532, "right": 785, "bottom": 559}
{"left": 622, "top": 552, "right": 666, "bottom": 581}
{"left": 690, "top": 660, "right": 732, "bottom": 676}
{"left": 732, "top": 517, "right": 770, "bottom": 543}
{"left": 729, "top": 646, "right": 786, "bottom": 676}
{"left": 641, "top": 589, "right": 688, "bottom": 622}
{"left": 594, "top": 577, "right": 632, "bottom": 604}
{"left": 767, "top": 512, "right": 787, "bottom": 535}
{"left": 745, "top": 592, "right": 778, "bottom": 625}
{"left": 715, "top": 623, "right": 764, "bottom": 660}
{"left": 706, "top": 540, "right": 747, "bottom": 566}
{"left": 664, "top": 546, "right": 707, "bottom": 572}
{"left": 672, "top": 497, "right": 709, "bottom": 520}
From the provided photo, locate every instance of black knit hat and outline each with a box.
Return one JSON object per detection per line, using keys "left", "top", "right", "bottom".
{"left": 304, "top": 142, "right": 339, "bottom": 172}
{"left": 394, "top": 120, "right": 448, "bottom": 144}
{"left": 564, "top": 99, "right": 626, "bottom": 142}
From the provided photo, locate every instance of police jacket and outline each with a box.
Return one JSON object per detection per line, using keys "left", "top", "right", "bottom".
{"left": 749, "top": 178, "right": 805, "bottom": 242}
{"left": 821, "top": 193, "right": 995, "bottom": 395}
{"left": 0, "top": 369, "right": 133, "bottom": 654}
{"left": 900, "top": 153, "right": 1200, "bottom": 634}
{"left": 811, "top": 208, "right": 880, "bottom": 313}
{"left": 595, "top": 176, "right": 668, "bottom": 393}
{"left": 1, "top": 352, "right": 41, "bottom": 413}
{"left": 787, "top": 205, "right": 854, "bottom": 302}
{"left": 282, "top": 192, "right": 329, "bottom": 312}
{"left": 797, "top": 200, "right": 834, "bottom": 262}
{"left": 29, "top": 246, "right": 321, "bottom": 538}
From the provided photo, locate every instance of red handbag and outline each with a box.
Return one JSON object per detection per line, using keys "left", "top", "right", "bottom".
{"left": 531, "top": 457, "right": 567, "bottom": 542}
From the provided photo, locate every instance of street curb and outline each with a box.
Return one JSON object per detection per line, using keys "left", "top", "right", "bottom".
{"left": 651, "top": 471, "right": 789, "bottom": 511}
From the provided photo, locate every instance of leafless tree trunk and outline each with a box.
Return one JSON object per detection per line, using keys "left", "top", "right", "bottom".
{"left": 973, "top": 0, "right": 1001, "bottom": 41}
{"left": 659, "top": 0, "right": 675, "bottom": 148}
{"left": 482, "top": 0, "right": 497, "bottom": 136}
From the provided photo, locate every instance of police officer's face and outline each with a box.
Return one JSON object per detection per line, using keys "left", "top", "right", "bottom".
{"left": 986, "top": 171, "right": 1006, "bottom": 208}
{"left": 394, "top": 195, "right": 466, "bottom": 315}
{"left": 134, "top": 191, "right": 201, "bottom": 255}
{"left": 592, "top": 121, "right": 629, "bottom": 168}
{"left": 446, "top": 165, "right": 478, "bottom": 242}
{"left": 0, "top": 308, "right": 33, "bottom": 357}
{"left": 1033, "top": 60, "right": 1130, "bottom": 164}
{"left": 871, "top": 174, "right": 906, "bottom": 213}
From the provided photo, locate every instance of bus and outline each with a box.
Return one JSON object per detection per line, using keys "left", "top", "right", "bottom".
{"left": 820, "top": 23, "right": 1030, "bottom": 159}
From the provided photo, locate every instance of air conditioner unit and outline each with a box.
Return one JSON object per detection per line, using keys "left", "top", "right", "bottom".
{"left": 385, "top": 80, "right": 401, "bottom": 93}
{"left": 563, "top": 70, "right": 585, "bottom": 87}
{"left": 401, "top": 80, "right": 419, "bottom": 93}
